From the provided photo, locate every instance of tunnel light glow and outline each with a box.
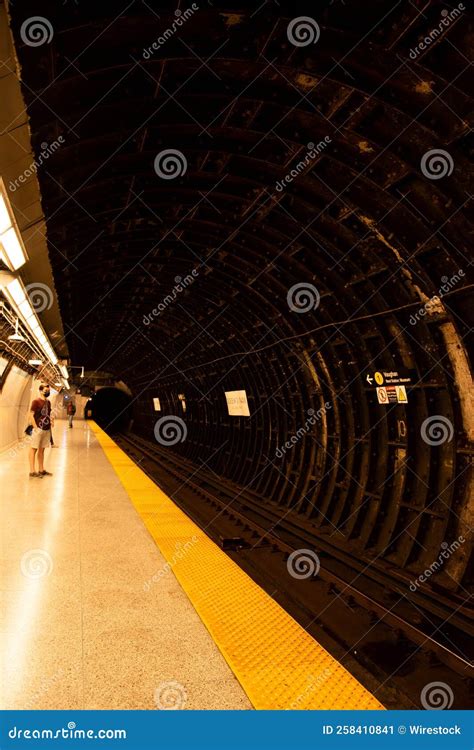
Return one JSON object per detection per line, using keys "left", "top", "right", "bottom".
{"left": 0, "top": 180, "right": 28, "bottom": 271}
{"left": 59, "top": 364, "right": 68, "bottom": 379}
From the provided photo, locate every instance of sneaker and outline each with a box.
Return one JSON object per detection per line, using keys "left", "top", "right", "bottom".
{"left": 39, "top": 470, "right": 53, "bottom": 476}
{"left": 29, "top": 472, "right": 43, "bottom": 478}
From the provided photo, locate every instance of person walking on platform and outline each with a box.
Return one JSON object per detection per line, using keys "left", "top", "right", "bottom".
{"left": 27, "top": 384, "right": 54, "bottom": 477}
{"left": 67, "top": 400, "right": 76, "bottom": 428}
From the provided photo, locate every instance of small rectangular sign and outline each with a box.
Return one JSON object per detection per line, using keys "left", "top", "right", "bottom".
{"left": 225, "top": 389, "right": 250, "bottom": 416}
{"left": 396, "top": 385, "right": 408, "bottom": 403}
{"left": 376, "top": 385, "right": 408, "bottom": 404}
{"left": 153, "top": 397, "right": 161, "bottom": 411}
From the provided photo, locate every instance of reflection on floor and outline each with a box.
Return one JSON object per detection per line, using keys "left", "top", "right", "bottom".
{"left": 0, "top": 420, "right": 251, "bottom": 710}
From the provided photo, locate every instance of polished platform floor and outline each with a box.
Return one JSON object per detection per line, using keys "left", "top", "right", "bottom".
{"left": 0, "top": 420, "right": 251, "bottom": 710}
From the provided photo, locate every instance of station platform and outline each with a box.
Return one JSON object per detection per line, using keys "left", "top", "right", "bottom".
{"left": 1, "top": 421, "right": 384, "bottom": 711}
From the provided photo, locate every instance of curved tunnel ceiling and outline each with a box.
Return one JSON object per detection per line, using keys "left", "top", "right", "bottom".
{"left": 8, "top": 1, "right": 473, "bottom": 591}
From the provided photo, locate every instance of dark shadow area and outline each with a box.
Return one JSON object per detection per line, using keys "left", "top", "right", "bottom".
{"left": 89, "top": 387, "right": 132, "bottom": 434}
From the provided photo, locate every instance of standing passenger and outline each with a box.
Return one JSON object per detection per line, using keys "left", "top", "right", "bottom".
{"left": 28, "top": 384, "right": 54, "bottom": 477}
{"left": 67, "top": 400, "right": 76, "bottom": 428}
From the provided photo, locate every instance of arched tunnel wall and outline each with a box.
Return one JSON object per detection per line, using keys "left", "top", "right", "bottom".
{"left": 0, "top": 365, "right": 34, "bottom": 452}
{"left": 5, "top": 1, "right": 473, "bottom": 598}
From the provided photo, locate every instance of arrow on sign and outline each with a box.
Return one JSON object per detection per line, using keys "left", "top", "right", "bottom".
{"left": 366, "top": 374, "right": 373, "bottom": 384}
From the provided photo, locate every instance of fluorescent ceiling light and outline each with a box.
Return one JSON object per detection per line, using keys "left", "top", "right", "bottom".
{"left": 5, "top": 277, "right": 25, "bottom": 305}
{"left": 28, "top": 359, "right": 43, "bottom": 365}
{"left": 0, "top": 196, "right": 10, "bottom": 234}
{"left": 0, "top": 179, "right": 28, "bottom": 271}
{"left": 0, "top": 274, "right": 59, "bottom": 367}
{"left": 18, "top": 299, "right": 35, "bottom": 320}
{"left": 59, "top": 364, "right": 68, "bottom": 379}
{"left": 0, "top": 228, "right": 27, "bottom": 271}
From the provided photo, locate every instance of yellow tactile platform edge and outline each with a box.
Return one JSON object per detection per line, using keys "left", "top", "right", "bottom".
{"left": 90, "top": 422, "right": 385, "bottom": 710}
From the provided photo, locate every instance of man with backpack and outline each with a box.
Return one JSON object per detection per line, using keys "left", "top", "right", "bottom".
{"left": 27, "top": 383, "right": 54, "bottom": 478}
{"left": 67, "top": 400, "right": 76, "bottom": 428}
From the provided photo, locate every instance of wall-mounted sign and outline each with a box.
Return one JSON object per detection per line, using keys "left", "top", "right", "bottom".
{"left": 366, "top": 369, "right": 413, "bottom": 387}
{"left": 225, "top": 389, "right": 250, "bottom": 417}
{"left": 376, "top": 385, "right": 408, "bottom": 404}
{"left": 153, "top": 397, "right": 161, "bottom": 411}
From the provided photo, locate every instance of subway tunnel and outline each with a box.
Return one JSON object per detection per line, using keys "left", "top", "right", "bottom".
{"left": 0, "top": 0, "right": 472, "bottom": 715}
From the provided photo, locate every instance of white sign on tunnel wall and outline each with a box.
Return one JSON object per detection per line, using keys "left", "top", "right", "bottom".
{"left": 225, "top": 390, "right": 250, "bottom": 417}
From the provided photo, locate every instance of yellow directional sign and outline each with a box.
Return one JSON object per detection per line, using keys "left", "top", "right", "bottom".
{"left": 375, "top": 371, "right": 384, "bottom": 385}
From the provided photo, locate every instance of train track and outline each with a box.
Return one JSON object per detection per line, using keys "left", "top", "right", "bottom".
{"left": 116, "top": 432, "right": 473, "bottom": 709}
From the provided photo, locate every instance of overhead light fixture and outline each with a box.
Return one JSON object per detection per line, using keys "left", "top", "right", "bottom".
{"left": 0, "top": 272, "right": 59, "bottom": 366}
{"left": 80, "top": 366, "right": 84, "bottom": 378}
{"left": 28, "top": 358, "right": 43, "bottom": 365}
{"left": 8, "top": 318, "right": 25, "bottom": 342}
{"left": 59, "top": 364, "right": 68, "bottom": 379}
{"left": 0, "top": 179, "right": 28, "bottom": 271}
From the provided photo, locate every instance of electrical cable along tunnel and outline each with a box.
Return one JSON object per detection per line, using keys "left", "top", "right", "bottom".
{"left": 1, "top": 0, "right": 473, "bottom": 711}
